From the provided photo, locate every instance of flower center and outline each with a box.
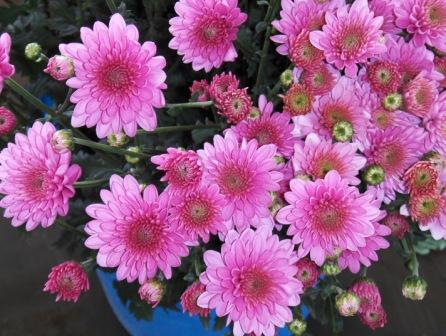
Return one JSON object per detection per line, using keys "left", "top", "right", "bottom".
{"left": 126, "top": 214, "right": 164, "bottom": 253}
{"left": 59, "top": 274, "right": 75, "bottom": 291}
{"left": 336, "top": 25, "right": 365, "bottom": 57}
{"left": 373, "top": 109, "right": 392, "bottom": 129}
{"left": 98, "top": 62, "right": 134, "bottom": 93}
{"left": 248, "top": 122, "right": 279, "bottom": 147}
{"left": 410, "top": 194, "right": 443, "bottom": 223}
{"left": 218, "top": 165, "right": 252, "bottom": 196}
{"left": 312, "top": 197, "right": 347, "bottom": 234}
{"left": 320, "top": 103, "right": 352, "bottom": 130}
{"left": 182, "top": 196, "right": 213, "bottom": 228}
{"left": 427, "top": 3, "right": 446, "bottom": 26}
{"left": 311, "top": 155, "right": 344, "bottom": 179}
{"left": 196, "top": 15, "right": 229, "bottom": 45}
{"left": 238, "top": 267, "right": 272, "bottom": 301}
{"left": 23, "top": 169, "right": 50, "bottom": 199}
{"left": 376, "top": 142, "right": 404, "bottom": 174}
{"left": 284, "top": 85, "right": 313, "bottom": 116}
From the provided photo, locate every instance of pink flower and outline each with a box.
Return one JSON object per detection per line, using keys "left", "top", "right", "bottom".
{"left": 216, "top": 88, "right": 252, "bottom": 124}
{"left": 369, "top": 108, "right": 419, "bottom": 131}
{"left": 366, "top": 60, "right": 402, "bottom": 94}
{"left": 84, "top": 175, "right": 189, "bottom": 283}
{"left": 350, "top": 278, "right": 382, "bottom": 312}
{"left": 434, "top": 56, "right": 446, "bottom": 87}
{"left": 197, "top": 227, "right": 302, "bottom": 336}
{"left": 168, "top": 0, "right": 247, "bottom": 72}
{"left": 283, "top": 83, "right": 315, "bottom": 117}
{"left": 43, "top": 261, "right": 89, "bottom": 302}
{"left": 138, "top": 279, "right": 164, "bottom": 307}
{"left": 292, "top": 133, "right": 366, "bottom": 185}
{"left": 404, "top": 161, "right": 441, "bottom": 196}
{"left": 395, "top": 0, "right": 446, "bottom": 52}
{"left": 369, "top": 0, "right": 401, "bottom": 34}
{"left": 231, "top": 95, "right": 295, "bottom": 158}
{"left": 181, "top": 281, "right": 210, "bottom": 317}
{"left": 403, "top": 72, "right": 438, "bottom": 118}
{"left": 423, "top": 92, "right": 446, "bottom": 157}
{"left": 359, "top": 304, "right": 387, "bottom": 330}
{"left": 309, "top": 0, "right": 386, "bottom": 77}
{"left": 169, "top": 184, "right": 226, "bottom": 244}
{"left": 44, "top": 55, "right": 74, "bottom": 81}
{"left": 209, "top": 72, "right": 240, "bottom": 104}
{"left": 0, "top": 33, "right": 15, "bottom": 94}
{"left": 295, "top": 258, "right": 319, "bottom": 290}
{"left": 277, "top": 171, "right": 382, "bottom": 266}
{"left": 198, "top": 131, "right": 282, "bottom": 231}
{"left": 151, "top": 148, "right": 203, "bottom": 194}
{"left": 190, "top": 80, "right": 210, "bottom": 102}
{"left": 288, "top": 29, "right": 325, "bottom": 69}
{"left": 382, "top": 213, "right": 410, "bottom": 239}
{"left": 0, "top": 121, "right": 81, "bottom": 231}
{"left": 363, "top": 126, "right": 427, "bottom": 203}
{"left": 60, "top": 14, "right": 167, "bottom": 138}
{"left": 0, "top": 106, "right": 16, "bottom": 135}
{"left": 300, "top": 64, "right": 336, "bottom": 96}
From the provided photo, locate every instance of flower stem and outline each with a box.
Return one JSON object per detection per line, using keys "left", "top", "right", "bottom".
{"left": 57, "top": 88, "right": 73, "bottom": 113}
{"left": 407, "top": 234, "right": 420, "bottom": 277}
{"left": 105, "top": 0, "right": 118, "bottom": 12}
{"left": 74, "top": 177, "right": 110, "bottom": 189}
{"left": 165, "top": 101, "right": 213, "bottom": 109}
{"left": 55, "top": 220, "right": 87, "bottom": 237}
{"left": 73, "top": 137, "right": 154, "bottom": 159}
{"left": 137, "top": 123, "right": 222, "bottom": 135}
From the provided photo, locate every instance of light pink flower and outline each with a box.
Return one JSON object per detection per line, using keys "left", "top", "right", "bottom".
{"left": 209, "top": 72, "right": 240, "bottom": 104}
{"left": 292, "top": 133, "right": 366, "bottom": 185}
{"left": 403, "top": 72, "right": 438, "bottom": 118}
{"left": 395, "top": 0, "right": 446, "bottom": 52}
{"left": 138, "top": 279, "right": 164, "bottom": 307}
{"left": 198, "top": 131, "right": 282, "bottom": 231}
{"left": 423, "top": 92, "right": 446, "bottom": 156}
{"left": 84, "top": 175, "right": 189, "bottom": 283}
{"left": 190, "top": 79, "right": 210, "bottom": 102}
{"left": 382, "top": 213, "right": 410, "bottom": 239}
{"left": 0, "top": 32, "right": 15, "bottom": 94}
{"left": 0, "top": 121, "right": 81, "bottom": 231}
{"left": 434, "top": 56, "right": 446, "bottom": 87}
{"left": 168, "top": 0, "right": 247, "bottom": 72}
{"left": 60, "top": 14, "right": 167, "bottom": 138}
{"left": 309, "top": 0, "right": 386, "bottom": 77}
{"left": 363, "top": 126, "right": 427, "bottom": 203}
{"left": 369, "top": 0, "right": 401, "bottom": 34}
{"left": 197, "top": 227, "right": 302, "bottom": 336}
{"left": 350, "top": 278, "right": 382, "bottom": 312}
{"left": 216, "top": 88, "right": 252, "bottom": 124}
{"left": 300, "top": 63, "right": 337, "bottom": 96}
{"left": 369, "top": 108, "right": 420, "bottom": 132}
{"left": 43, "top": 261, "right": 89, "bottom": 302}
{"left": 295, "top": 258, "right": 319, "bottom": 290}
{"left": 181, "top": 281, "right": 210, "bottom": 317}
{"left": 231, "top": 95, "right": 295, "bottom": 158}
{"left": 277, "top": 171, "right": 382, "bottom": 266}
{"left": 0, "top": 106, "right": 16, "bottom": 135}
{"left": 44, "top": 55, "right": 74, "bottom": 81}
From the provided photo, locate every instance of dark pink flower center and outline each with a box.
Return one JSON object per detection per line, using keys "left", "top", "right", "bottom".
{"left": 126, "top": 214, "right": 165, "bottom": 253}
{"left": 426, "top": 2, "right": 446, "bottom": 26}
{"left": 246, "top": 122, "right": 280, "bottom": 147}
{"left": 310, "top": 153, "right": 345, "bottom": 179}
{"left": 372, "top": 109, "right": 393, "bottom": 129}
{"left": 375, "top": 141, "right": 404, "bottom": 174}
{"left": 238, "top": 267, "right": 272, "bottom": 301}
{"left": 98, "top": 62, "right": 135, "bottom": 93}
{"left": 181, "top": 195, "right": 214, "bottom": 229}
{"left": 218, "top": 165, "right": 252, "bottom": 196}
{"left": 320, "top": 102, "right": 353, "bottom": 131}
{"left": 196, "top": 15, "right": 229, "bottom": 46}
{"left": 335, "top": 25, "right": 366, "bottom": 58}
{"left": 165, "top": 155, "right": 201, "bottom": 189}
{"left": 23, "top": 169, "right": 50, "bottom": 198}
{"left": 311, "top": 197, "right": 347, "bottom": 234}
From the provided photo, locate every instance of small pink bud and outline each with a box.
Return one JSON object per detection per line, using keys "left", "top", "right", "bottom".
{"left": 138, "top": 279, "right": 165, "bottom": 307}
{"left": 0, "top": 106, "right": 16, "bottom": 135}
{"left": 44, "top": 55, "right": 75, "bottom": 81}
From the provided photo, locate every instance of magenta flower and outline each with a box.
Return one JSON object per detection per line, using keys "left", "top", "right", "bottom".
{"left": 181, "top": 281, "right": 210, "bottom": 317}
{"left": 395, "top": 0, "right": 446, "bottom": 52}
{"left": 359, "top": 304, "right": 387, "bottom": 330}
{"left": 403, "top": 72, "right": 438, "bottom": 118}
{"left": 44, "top": 55, "right": 74, "bottom": 81}
{"left": 369, "top": 0, "right": 401, "bottom": 34}
{"left": 309, "top": 0, "right": 386, "bottom": 77}
{"left": 350, "top": 278, "right": 382, "bottom": 312}
{"left": 369, "top": 108, "right": 420, "bottom": 132}
{"left": 382, "top": 213, "right": 410, "bottom": 239}
{"left": 295, "top": 258, "right": 319, "bottom": 290}
{"left": 43, "top": 261, "right": 89, "bottom": 302}
{"left": 0, "top": 121, "right": 81, "bottom": 231}
{"left": 197, "top": 227, "right": 303, "bottom": 336}
{"left": 423, "top": 92, "right": 446, "bottom": 157}
{"left": 292, "top": 133, "right": 366, "bottom": 185}
{"left": 84, "top": 175, "right": 189, "bottom": 283}
{"left": 231, "top": 95, "right": 295, "bottom": 158}
{"left": 60, "top": 14, "right": 166, "bottom": 138}
{"left": 216, "top": 88, "right": 252, "bottom": 124}
{"left": 0, "top": 106, "right": 16, "bottom": 135}
{"left": 190, "top": 80, "right": 210, "bottom": 102}
{"left": 0, "top": 32, "right": 15, "bottom": 94}
{"left": 168, "top": 0, "right": 247, "bottom": 72}
{"left": 138, "top": 279, "right": 164, "bottom": 307}
{"left": 277, "top": 171, "right": 382, "bottom": 266}
{"left": 198, "top": 131, "right": 282, "bottom": 231}
{"left": 434, "top": 56, "right": 446, "bottom": 88}
{"left": 209, "top": 72, "right": 240, "bottom": 104}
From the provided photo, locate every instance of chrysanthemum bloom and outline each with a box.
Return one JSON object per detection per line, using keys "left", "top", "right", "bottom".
{"left": 292, "top": 133, "right": 366, "bottom": 185}
{"left": 209, "top": 72, "right": 239, "bottom": 104}
{"left": 277, "top": 171, "right": 381, "bottom": 266}
{"left": 301, "top": 64, "right": 336, "bottom": 96}
{"left": 395, "top": 0, "right": 446, "bottom": 52}
{"left": 169, "top": 184, "right": 226, "bottom": 244}
{"left": 44, "top": 55, "right": 74, "bottom": 81}
{"left": 276, "top": 160, "right": 294, "bottom": 199}
{"left": 0, "top": 121, "right": 81, "bottom": 231}
{"left": 404, "top": 161, "right": 440, "bottom": 196}
{"left": 434, "top": 56, "right": 446, "bottom": 87}
{"left": 198, "top": 131, "right": 282, "bottom": 231}
{"left": 295, "top": 258, "right": 319, "bottom": 290}
{"left": 60, "top": 14, "right": 167, "bottom": 138}
{"left": 216, "top": 88, "right": 252, "bottom": 124}
{"left": 350, "top": 278, "right": 382, "bottom": 313}
{"left": 423, "top": 92, "right": 446, "bottom": 156}
{"left": 43, "top": 261, "right": 89, "bottom": 302}
{"left": 369, "top": 0, "right": 401, "bottom": 34}
{"left": 151, "top": 148, "right": 203, "bottom": 194}
{"left": 359, "top": 304, "right": 387, "bottom": 330}
{"left": 370, "top": 108, "right": 419, "bottom": 131}
{"left": 190, "top": 79, "right": 210, "bottom": 102}
{"left": 0, "top": 106, "right": 16, "bottom": 135}
{"left": 168, "top": 0, "right": 247, "bottom": 72}
{"left": 84, "top": 175, "right": 189, "bottom": 283}
{"left": 363, "top": 126, "right": 427, "bottom": 203}
{"left": 403, "top": 72, "right": 438, "bottom": 118}
{"left": 181, "top": 281, "right": 210, "bottom": 317}
{"left": 231, "top": 95, "right": 295, "bottom": 158}
{"left": 0, "top": 33, "right": 15, "bottom": 94}
{"left": 138, "top": 279, "right": 165, "bottom": 307}
{"left": 367, "top": 61, "right": 402, "bottom": 94}
{"left": 309, "top": 0, "right": 386, "bottom": 77}
{"left": 288, "top": 29, "right": 325, "bottom": 69}
{"left": 382, "top": 213, "right": 409, "bottom": 239}
{"left": 283, "top": 84, "right": 314, "bottom": 117}
{"left": 197, "top": 227, "right": 303, "bottom": 336}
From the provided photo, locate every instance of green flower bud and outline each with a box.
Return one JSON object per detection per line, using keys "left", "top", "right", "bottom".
{"left": 24, "top": 43, "right": 42, "bottom": 61}
{"left": 335, "top": 291, "right": 361, "bottom": 317}
{"left": 382, "top": 93, "right": 403, "bottom": 111}
{"left": 125, "top": 146, "right": 141, "bottom": 164}
{"left": 280, "top": 69, "right": 294, "bottom": 88}
{"left": 249, "top": 107, "right": 261, "bottom": 120}
{"left": 107, "top": 132, "right": 129, "bottom": 147}
{"left": 321, "top": 261, "right": 341, "bottom": 276}
{"left": 402, "top": 276, "right": 428, "bottom": 301}
{"left": 288, "top": 316, "right": 307, "bottom": 336}
{"left": 274, "top": 155, "right": 286, "bottom": 165}
{"left": 332, "top": 121, "right": 353, "bottom": 142}
{"left": 363, "top": 165, "right": 385, "bottom": 186}
{"left": 269, "top": 192, "right": 285, "bottom": 217}
{"left": 51, "top": 129, "right": 74, "bottom": 152}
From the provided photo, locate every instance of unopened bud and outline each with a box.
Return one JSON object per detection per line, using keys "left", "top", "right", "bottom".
{"left": 25, "top": 43, "right": 42, "bottom": 61}
{"left": 52, "top": 129, "right": 74, "bottom": 152}
{"left": 402, "top": 276, "right": 427, "bottom": 301}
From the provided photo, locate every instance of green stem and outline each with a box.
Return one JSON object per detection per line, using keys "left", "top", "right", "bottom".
{"left": 407, "top": 235, "right": 420, "bottom": 276}
{"left": 137, "top": 124, "right": 222, "bottom": 135}
{"left": 74, "top": 177, "right": 110, "bottom": 189}
{"left": 165, "top": 101, "right": 213, "bottom": 109}
{"left": 81, "top": 256, "right": 96, "bottom": 269}
{"left": 57, "top": 88, "right": 73, "bottom": 113}
{"left": 73, "top": 137, "right": 152, "bottom": 159}
{"left": 360, "top": 266, "right": 368, "bottom": 278}
{"left": 56, "top": 220, "right": 87, "bottom": 237}
{"left": 105, "top": 0, "right": 118, "bottom": 12}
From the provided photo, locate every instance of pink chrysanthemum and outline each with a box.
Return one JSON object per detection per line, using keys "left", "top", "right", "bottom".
{"left": 301, "top": 64, "right": 336, "bottom": 96}
{"left": 288, "top": 29, "right": 325, "bottom": 69}
{"left": 370, "top": 108, "right": 419, "bottom": 131}
{"left": 295, "top": 258, "right": 319, "bottom": 290}
{"left": 84, "top": 175, "right": 189, "bottom": 283}
{"left": 395, "top": 0, "right": 446, "bottom": 52}
{"left": 276, "top": 171, "right": 382, "bottom": 266}
{"left": 283, "top": 83, "right": 314, "bottom": 117}
{"left": 276, "top": 160, "right": 294, "bottom": 199}
{"left": 434, "top": 56, "right": 446, "bottom": 87}
{"left": 197, "top": 227, "right": 302, "bottom": 336}
{"left": 209, "top": 72, "right": 240, "bottom": 104}
{"left": 216, "top": 88, "right": 252, "bottom": 124}
{"left": 151, "top": 148, "right": 203, "bottom": 194}
{"left": 350, "top": 278, "right": 382, "bottom": 312}
{"left": 44, "top": 55, "right": 74, "bottom": 81}
{"left": 169, "top": 184, "right": 226, "bottom": 244}
{"left": 309, "top": 0, "right": 386, "bottom": 77}
{"left": 403, "top": 72, "right": 438, "bottom": 118}
{"left": 43, "top": 261, "right": 89, "bottom": 302}
{"left": 404, "top": 161, "right": 440, "bottom": 196}
{"left": 60, "top": 14, "right": 166, "bottom": 138}
{"left": 198, "top": 131, "right": 282, "bottom": 231}
{"left": 292, "top": 133, "right": 366, "bottom": 185}
{"left": 168, "top": 0, "right": 247, "bottom": 72}
{"left": 366, "top": 60, "right": 402, "bottom": 94}
{"left": 181, "top": 281, "right": 210, "bottom": 317}
{"left": 359, "top": 304, "right": 387, "bottom": 330}
{"left": 138, "top": 279, "right": 164, "bottom": 307}
{"left": 190, "top": 79, "right": 210, "bottom": 102}
{"left": 382, "top": 213, "right": 410, "bottom": 239}
{"left": 0, "top": 106, "right": 16, "bottom": 135}
{"left": 0, "top": 33, "right": 15, "bottom": 94}
{"left": 363, "top": 126, "right": 427, "bottom": 203}
{"left": 423, "top": 92, "right": 446, "bottom": 156}
{"left": 231, "top": 95, "right": 295, "bottom": 158}
{"left": 0, "top": 121, "right": 81, "bottom": 231}
{"left": 369, "top": 0, "right": 401, "bottom": 34}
